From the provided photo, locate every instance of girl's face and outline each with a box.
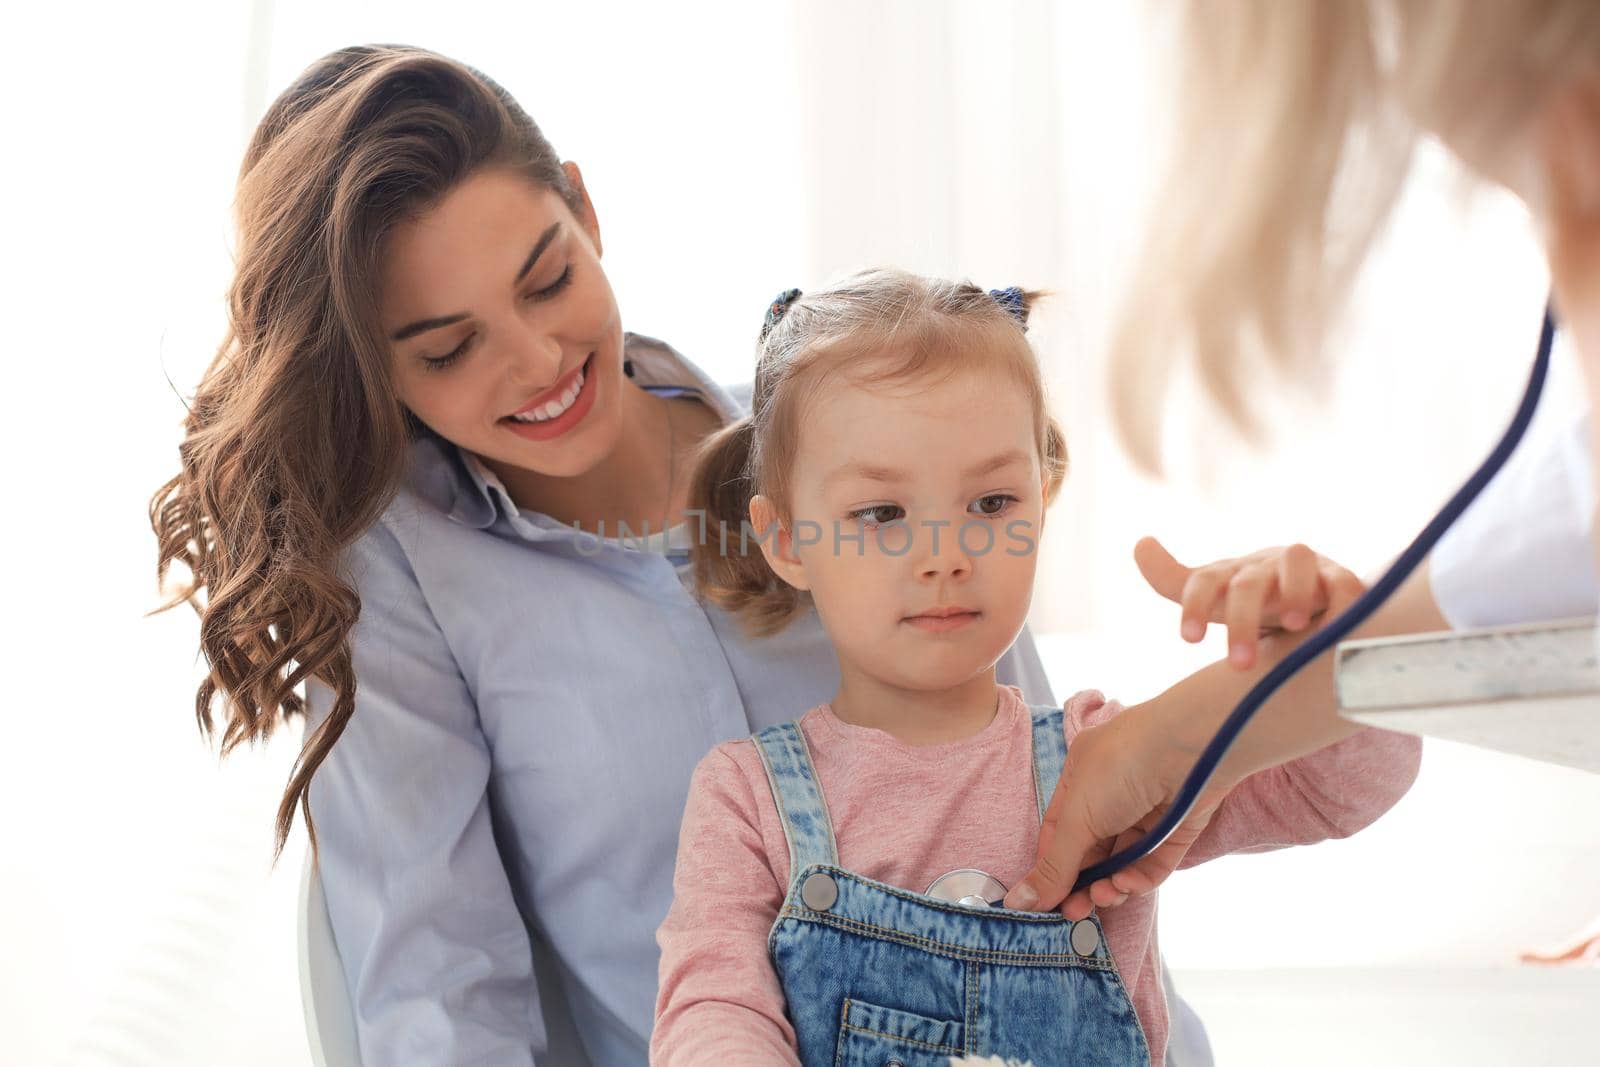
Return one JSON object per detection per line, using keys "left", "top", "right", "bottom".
{"left": 754, "top": 358, "right": 1049, "bottom": 693}
{"left": 378, "top": 163, "right": 628, "bottom": 478}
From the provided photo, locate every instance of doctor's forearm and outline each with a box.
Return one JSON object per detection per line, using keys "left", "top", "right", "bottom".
{"left": 1141, "top": 560, "right": 1451, "bottom": 786}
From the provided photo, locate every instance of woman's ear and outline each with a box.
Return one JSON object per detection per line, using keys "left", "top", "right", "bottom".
{"left": 750, "top": 494, "right": 810, "bottom": 591}
{"left": 562, "top": 160, "right": 602, "bottom": 257}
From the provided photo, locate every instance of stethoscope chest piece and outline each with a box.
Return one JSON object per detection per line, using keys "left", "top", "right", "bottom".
{"left": 925, "top": 868, "right": 1007, "bottom": 908}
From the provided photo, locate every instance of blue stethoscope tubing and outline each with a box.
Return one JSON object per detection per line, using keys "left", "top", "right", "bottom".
{"left": 1072, "top": 305, "right": 1559, "bottom": 893}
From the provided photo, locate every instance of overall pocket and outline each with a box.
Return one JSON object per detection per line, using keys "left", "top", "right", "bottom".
{"left": 833, "top": 997, "right": 965, "bottom": 1067}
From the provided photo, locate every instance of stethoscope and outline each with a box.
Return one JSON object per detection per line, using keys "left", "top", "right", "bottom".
{"left": 926, "top": 305, "right": 1558, "bottom": 907}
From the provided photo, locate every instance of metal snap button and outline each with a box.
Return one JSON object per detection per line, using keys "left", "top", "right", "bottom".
{"left": 887, "top": 1059, "right": 906, "bottom": 1067}
{"left": 800, "top": 871, "right": 838, "bottom": 911}
{"left": 1070, "top": 918, "right": 1101, "bottom": 956}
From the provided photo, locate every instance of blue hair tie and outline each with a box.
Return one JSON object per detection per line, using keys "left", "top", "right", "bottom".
{"left": 989, "top": 286, "right": 1028, "bottom": 330}
{"left": 760, "top": 287, "right": 803, "bottom": 342}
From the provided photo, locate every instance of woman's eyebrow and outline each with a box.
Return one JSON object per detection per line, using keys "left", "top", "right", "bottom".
{"left": 390, "top": 221, "right": 563, "bottom": 341}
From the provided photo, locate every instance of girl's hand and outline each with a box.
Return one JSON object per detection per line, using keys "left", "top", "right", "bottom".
{"left": 1133, "top": 536, "right": 1363, "bottom": 669}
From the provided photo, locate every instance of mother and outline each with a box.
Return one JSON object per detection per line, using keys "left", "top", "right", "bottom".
{"left": 152, "top": 44, "right": 1254, "bottom": 1065}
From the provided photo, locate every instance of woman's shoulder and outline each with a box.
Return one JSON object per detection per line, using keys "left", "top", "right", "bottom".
{"left": 392, "top": 431, "right": 500, "bottom": 528}
{"left": 331, "top": 443, "right": 501, "bottom": 608}
{"left": 623, "top": 330, "right": 753, "bottom": 416}
{"left": 348, "top": 432, "right": 504, "bottom": 554}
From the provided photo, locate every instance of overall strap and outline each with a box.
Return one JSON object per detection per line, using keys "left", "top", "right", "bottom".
{"left": 1028, "top": 704, "right": 1068, "bottom": 823}
{"left": 752, "top": 721, "right": 840, "bottom": 882}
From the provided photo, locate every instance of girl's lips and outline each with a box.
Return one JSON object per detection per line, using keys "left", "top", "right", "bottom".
{"left": 904, "top": 611, "right": 981, "bottom": 633}
{"left": 501, "top": 353, "right": 598, "bottom": 441}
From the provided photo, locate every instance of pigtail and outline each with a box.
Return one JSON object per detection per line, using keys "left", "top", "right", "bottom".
{"left": 983, "top": 285, "right": 1049, "bottom": 332}
{"left": 981, "top": 284, "right": 1066, "bottom": 502}
{"left": 686, "top": 416, "right": 807, "bottom": 636}
{"left": 1014, "top": 287, "right": 1046, "bottom": 329}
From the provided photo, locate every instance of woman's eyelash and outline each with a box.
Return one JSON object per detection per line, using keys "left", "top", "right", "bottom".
{"left": 531, "top": 264, "right": 574, "bottom": 301}
{"left": 423, "top": 337, "right": 473, "bottom": 371}
{"left": 420, "top": 265, "right": 576, "bottom": 372}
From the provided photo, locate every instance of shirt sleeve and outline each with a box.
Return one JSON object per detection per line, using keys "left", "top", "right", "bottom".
{"left": 305, "top": 516, "right": 541, "bottom": 1065}
{"left": 651, "top": 746, "right": 799, "bottom": 1067}
{"left": 1429, "top": 408, "right": 1598, "bottom": 629}
{"left": 1177, "top": 726, "right": 1423, "bottom": 867}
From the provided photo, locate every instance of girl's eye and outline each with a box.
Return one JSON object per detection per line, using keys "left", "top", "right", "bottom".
{"left": 971, "top": 493, "right": 1019, "bottom": 518}
{"left": 848, "top": 504, "right": 904, "bottom": 526}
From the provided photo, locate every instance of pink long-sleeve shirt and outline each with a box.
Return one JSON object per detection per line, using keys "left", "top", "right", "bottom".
{"left": 652, "top": 684, "right": 1422, "bottom": 1065}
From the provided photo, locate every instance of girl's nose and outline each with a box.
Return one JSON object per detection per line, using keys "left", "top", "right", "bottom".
{"left": 917, "top": 526, "right": 973, "bottom": 580}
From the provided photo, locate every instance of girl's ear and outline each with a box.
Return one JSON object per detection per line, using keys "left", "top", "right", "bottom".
{"left": 561, "top": 160, "right": 602, "bottom": 257}
{"left": 750, "top": 494, "right": 810, "bottom": 591}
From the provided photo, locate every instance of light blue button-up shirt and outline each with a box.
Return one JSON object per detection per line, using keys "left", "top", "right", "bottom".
{"left": 305, "top": 332, "right": 1056, "bottom": 1066}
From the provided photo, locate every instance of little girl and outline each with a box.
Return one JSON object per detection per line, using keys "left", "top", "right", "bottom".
{"left": 650, "top": 269, "right": 1420, "bottom": 1066}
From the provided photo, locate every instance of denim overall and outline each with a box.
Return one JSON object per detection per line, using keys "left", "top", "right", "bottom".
{"left": 752, "top": 704, "right": 1151, "bottom": 1067}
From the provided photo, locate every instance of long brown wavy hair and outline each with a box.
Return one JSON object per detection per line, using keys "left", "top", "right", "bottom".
{"left": 149, "top": 44, "right": 579, "bottom": 857}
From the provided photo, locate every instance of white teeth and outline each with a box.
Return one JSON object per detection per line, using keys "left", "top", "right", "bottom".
{"left": 511, "top": 368, "right": 585, "bottom": 423}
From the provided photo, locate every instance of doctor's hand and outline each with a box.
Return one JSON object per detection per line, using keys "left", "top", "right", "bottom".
{"left": 1005, "top": 568, "right": 1368, "bottom": 918}
{"left": 1001, "top": 703, "right": 1232, "bottom": 919}
{"left": 1134, "top": 536, "right": 1363, "bottom": 670}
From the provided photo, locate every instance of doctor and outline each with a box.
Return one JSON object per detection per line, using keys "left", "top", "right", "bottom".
{"left": 1008, "top": 0, "right": 1600, "bottom": 917}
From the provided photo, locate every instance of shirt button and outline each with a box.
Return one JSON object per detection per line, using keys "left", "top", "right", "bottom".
{"left": 1070, "top": 918, "right": 1101, "bottom": 956}
{"left": 800, "top": 871, "right": 838, "bottom": 911}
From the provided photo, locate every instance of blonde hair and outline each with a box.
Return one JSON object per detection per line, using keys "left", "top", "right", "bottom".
{"left": 688, "top": 268, "right": 1069, "bottom": 636}
{"left": 1111, "top": 0, "right": 1600, "bottom": 474}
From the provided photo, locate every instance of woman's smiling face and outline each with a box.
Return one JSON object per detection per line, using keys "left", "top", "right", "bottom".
{"left": 378, "top": 163, "right": 629, "bottom": 478}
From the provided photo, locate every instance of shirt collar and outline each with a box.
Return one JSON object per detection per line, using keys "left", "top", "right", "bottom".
{"left": 416, "top": 331, "right": 746, "bottom": 531}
